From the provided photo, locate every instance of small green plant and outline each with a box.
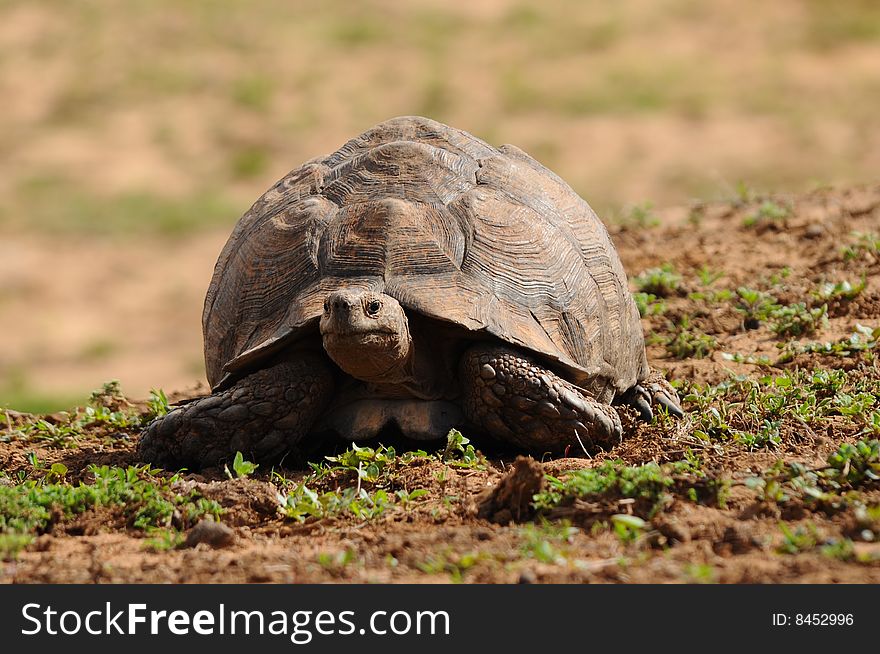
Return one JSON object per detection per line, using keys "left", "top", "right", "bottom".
{"left": 777, "top": 522, "right": 819, "bottom": 554}
{"left": 395, "top": 488, "right": 429, "bottom": 508}
{"left": 696, "top": 265, "right": 724, "bottom": 287}
{"left": 745, "top": 473, "right": 790, "bottom": 504}
{"left": 634, "top": 264, "right": 681, "bottom": 297}
{"left": 825, "top": 440, "right": 879, "bottom": 486}
{"left": 277, "top": 484, "right": 393, "bottom": 522}
{"left": 865, "top": 411, "right": 880, "bottom": 437}
{"left": 45, "top": 463, "right": 68, "bottom": 483}
{"left": 778, "top": 323, "right": 878, "bottom": 362}
{"left": 519, "top": 520, "right": 578, "bottom": 565}
{"left": 313, "top": 443, "right": 428, "bottom": 485}
{"left": 734, "top": 287, "right": 779, "bottom": 329}
{"left": 664, "top": 318, "right": 716, "bottom": 359}
{"left": 821, "top": 539, "right": 856, "bottom": 562}
{"left": 441, "top": 429, "right": 485, "bottom": 469}
{"left": 814, "top": 278, "right": 866, "bottom": 303}
{"left": 633, "top": 292, "right": 667, "bottom": 317}
{"left": 317, "top": 548, "right": 357, "bottom": 572}
{"left": 0, "top": 533, "right": 34, "bottom": 560}
{"left": 683, "top": 563, "right": 716, "bottom": 584}
{"left": 734, "top": 180, "right": 756, "bottom": 204}
{"left": 841, "top": 232, "right": 880, "bottom": 262}
{"left": 145, "top": 389, "right": 171, "bottom": 420}
{"left": 417, "top": 550, "right": 483, "bottom": 582}
{"left": 737, "top": 419, "right": 783, "bottom": 449}
{"left": 721, "top": 352, "right": 773, "bottom": 365}
{"left": 226, "top": 451, "right": 259, "bottom": 479}
{"left": 743, "top": 200, "right": 789, "bottom": 227}
{"left": 610, "top": 514, "right": 646, "bottom": 543}
{"left": 621, "top": 201, "right": 660, "bottom": 228}
{"left": 88, "top": 380, "right": 131, "bottom": 410}
{"left": 143, "top": 528, "right": 185, "bottom": 552}
{"left": 769, "top": 302, "right": 827, "bottom": 338}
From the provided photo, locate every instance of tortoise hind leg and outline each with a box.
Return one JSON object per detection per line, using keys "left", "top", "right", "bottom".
{"left": 617, "top": 368, "right": 683, "bottom": 423}
{"left": 459, "top": 344, "right": 622, "bottom": 454}
{"left": 138, "top": 353, "right": 334, "bottom": 469}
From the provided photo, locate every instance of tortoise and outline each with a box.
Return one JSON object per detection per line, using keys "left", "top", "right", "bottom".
{"left": 138, "top": 115, "right": 682, "bottom": 469}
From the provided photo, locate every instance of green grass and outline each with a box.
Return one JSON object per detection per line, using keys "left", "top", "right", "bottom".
{"left": 276, "top": 484, "right": 395, "bottom": 523}
{"left": 633, "top": 292, "right": 667, "bottom": 317}
{"left": 532, "top": 458, "right": 704, "bottom": 516}
{"left": 229, "top": 146, "right": 271, "bottom": 180}
{"left": 634, "top": 264, "right": 682, "bottom": 298}
{"left": 768, "top": 302, "right": 828, "bottom": 338}
{"left": 742, "top": 200, "right": 789, "bottom": 228}
{"left": 0, "top": 390, "right": 85, "bottom": 415}
{"left": 664, "top": 318, "right": 716, "bottom": 359}
{"left": 842, "top": 232, "right": 880, "bottom": 262}
{"left": 0, "top": 464, "right": 222, "bottom": 559}
{"left": 778, "top": 324, "right": 879, "bottom": 363}
{"left": 417, "top": 549, "right": 486, "bottom": 583}
{"left": 685, "top": 369, "right": 880, "bottom": 450}
{"left": 2, "top": 381, "right": 169, "bottom": 448}
{"left": 230, "top": 75, "right": 275, "bottom": 112}
{"left": 5, "top": 176, "right": 238, "bottom": 236}
{"left": 275, "top": 429, "right": 480, "bottom": 524}
{"left": 518, "top": 520, "right": 579, "bottom": 565}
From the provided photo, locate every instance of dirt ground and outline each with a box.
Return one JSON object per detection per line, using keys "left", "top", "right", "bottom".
{"left": 4, "top": 0, "right": 880, "bottom": 409}
{"left": 2, "top": 183, "right": 878, "bottom": 583}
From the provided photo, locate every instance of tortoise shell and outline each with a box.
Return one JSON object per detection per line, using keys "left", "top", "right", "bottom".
{"left": 203, "top": 116, "right": 649, "bottom": 396}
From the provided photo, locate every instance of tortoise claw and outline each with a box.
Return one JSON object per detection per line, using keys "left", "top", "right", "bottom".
{"left": 616, "top": 384, "right": 653, "bottom": 422}
{"left": 651, "top": 385, "right": 684, "bottom": 418}
{"left": 620, "top": 370, "right": 683, "bottom": 422}
{"left": 632, "top": 393, "right": 654, "bottom": 423}
{"left": 645, "top": 368, "right": 684, "bottom": 418}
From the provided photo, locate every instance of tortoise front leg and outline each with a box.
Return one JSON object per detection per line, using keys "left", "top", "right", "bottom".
{"left": 138, "top": 353, "right": 334, "bottom": 469}
{"left": 459, "top": 344, "right": 622, "bottom": 454}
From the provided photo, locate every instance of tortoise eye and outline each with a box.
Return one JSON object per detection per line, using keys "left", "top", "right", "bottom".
{"left": 366, "top": 299, "right": 382, "bottom": 315}
{"left": 323, "top": 298, "right": 330, "bottom": 313}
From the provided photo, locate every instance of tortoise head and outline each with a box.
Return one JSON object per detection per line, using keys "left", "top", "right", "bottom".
{"left": 319, "top": 290, "right": 412, "bottom": 383}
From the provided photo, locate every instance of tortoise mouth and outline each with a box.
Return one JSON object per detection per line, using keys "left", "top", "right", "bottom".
{"left": 322, "top": 327, "right": 396, "bottom": 339}
{"left": 322, "top": 328, "right": 400, "bottom": 350}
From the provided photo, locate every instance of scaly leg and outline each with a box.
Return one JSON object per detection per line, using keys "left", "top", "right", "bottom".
{"left": 459, "top": 344, "right": 622, "bottom": 454}
{"left": 138, "top": 353, "right": 334, "bottom": 469}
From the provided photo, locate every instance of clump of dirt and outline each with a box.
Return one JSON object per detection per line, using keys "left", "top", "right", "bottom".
{"left": 180, "top": 477, "right": 282, "bottom": 527}
{"left": 477, "top": 456, "right": 545, "bottom": 523}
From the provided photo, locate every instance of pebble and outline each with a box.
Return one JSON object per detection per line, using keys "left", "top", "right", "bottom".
{"left": 518, "top": 569, "right": 537, "bottom": 584}
{"left": 184, "top": 520, "right": 236, "bottom": 549}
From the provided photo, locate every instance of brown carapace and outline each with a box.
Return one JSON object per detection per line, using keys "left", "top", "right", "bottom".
{"left": 139, "top": 116, "right": 681, "bottom": 469}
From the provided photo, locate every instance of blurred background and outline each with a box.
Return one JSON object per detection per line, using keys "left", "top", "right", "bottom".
{"left": 1, "top": 0, "right": 879, "bottom": 411}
